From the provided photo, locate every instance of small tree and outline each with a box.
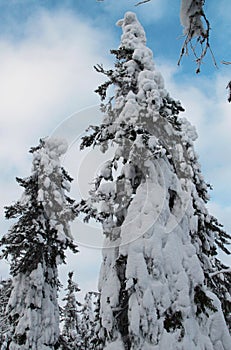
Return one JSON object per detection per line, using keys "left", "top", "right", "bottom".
{"left": 61, "top": 271, "right": 82, "bottom": 349}
{"left": 80, "top": 291, "right": 103, "bottom": 349}
{"left": 0, "top": 137, "right": 78, "bottom": 349}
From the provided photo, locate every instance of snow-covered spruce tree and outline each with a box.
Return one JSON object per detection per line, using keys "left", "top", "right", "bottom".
{"left": 60, "top": 271, "right": 82, "bottom": 349}
{"left": 78, "top": 12, "right": 231, "bottom": 350}
{"left": 0, "top": 138, "right": 78, "bottom": 350}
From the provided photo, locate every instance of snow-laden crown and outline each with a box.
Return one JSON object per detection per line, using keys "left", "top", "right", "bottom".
{"left": 117, "top": 12, "right": 147, "bottom": 49}
{"left": 114, "top": 12, "right": 165, "bottom": 115}
{"left": 117, "top": 12, "right": 156, "bottom": 72}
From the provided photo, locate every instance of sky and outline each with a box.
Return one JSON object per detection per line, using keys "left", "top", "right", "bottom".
{"left": 0, "top": 0, "right": 230, "bottom": 300}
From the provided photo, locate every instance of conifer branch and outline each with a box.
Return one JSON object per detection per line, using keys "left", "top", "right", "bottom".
{"left": 210, "top": 268, "right": 231, "bottom": 277}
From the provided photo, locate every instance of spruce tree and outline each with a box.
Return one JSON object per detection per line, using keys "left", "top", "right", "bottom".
{"left": 80, "top": 291, "right": 103, "bottom": 349}
{"left": 61, "top": 271, "right": 82, "bottom": 349}
{"left": 0, "top": 138, "right": 77, "bottom": 350}
{"left": 78, "top": 12, "right": 231, "bottom": 349}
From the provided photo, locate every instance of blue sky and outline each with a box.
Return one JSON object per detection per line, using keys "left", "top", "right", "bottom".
{"left": 0, "top": 0, "right": 230, "bottom": 297}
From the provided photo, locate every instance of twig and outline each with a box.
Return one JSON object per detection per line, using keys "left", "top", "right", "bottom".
{"left": 135, "top": 0, "right": 151, "bottom": 6}
{"left": 221, "top": 61, "right": 231, "bottom": 65}
{"left": 178, "top": 6, "right": 217, "bottom": 73}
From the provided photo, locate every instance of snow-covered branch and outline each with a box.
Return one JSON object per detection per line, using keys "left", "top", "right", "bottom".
{"left": 210, "top": 268, "right": 231, "bottom": 278}
{"left": 179, "top": 0, "right": 217, "bottom": 73}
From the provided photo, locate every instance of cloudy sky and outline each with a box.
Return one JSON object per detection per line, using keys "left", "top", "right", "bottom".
{"left": 0, "top": 0, "right": 230, "bottom": 299}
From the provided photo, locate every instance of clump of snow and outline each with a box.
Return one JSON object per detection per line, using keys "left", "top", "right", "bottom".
{"left": 180, "top": 0, "right": 205, "bottom": 38}
{"left": 117, "top": 12, "right": 146, "bottom": 49}
{"left": 99, "top": 160, "right": 113, "bottom": 180}
{"left": 45, "top": 137, "right": 68, "bottom": 156}
{"left": 104, "top": 339, "right": 125, "bottom": 350}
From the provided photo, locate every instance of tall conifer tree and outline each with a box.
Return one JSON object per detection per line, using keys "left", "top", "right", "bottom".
{"left": 0, "top": 138, "right": 77, "bottom": 349}
{"left": 78, "top": 12, "right": 231, "bottom": 349}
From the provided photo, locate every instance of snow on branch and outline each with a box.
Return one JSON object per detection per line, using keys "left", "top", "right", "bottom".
{"left": 210, "top": 268, "right": 231, "bottom": 278}
{"left": 178, "top": 0, "right": 217, "bottom": 73}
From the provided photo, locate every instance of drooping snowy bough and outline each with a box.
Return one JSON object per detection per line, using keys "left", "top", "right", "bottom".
{"left": 78, "top": 12, "right": 231, "bottom": 350}
{"left": 0, "top": 138, "right": 77, "bottom": 350}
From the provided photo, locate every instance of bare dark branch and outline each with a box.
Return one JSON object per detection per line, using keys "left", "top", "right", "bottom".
{"left": 178, "top": 6, "right": 217, "bottom": 73}
{"left": 221, "top": 61, "right": 231, "bottom": 65}
{"left": 135, "top": 0, "right": 151, "bottom": 6}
